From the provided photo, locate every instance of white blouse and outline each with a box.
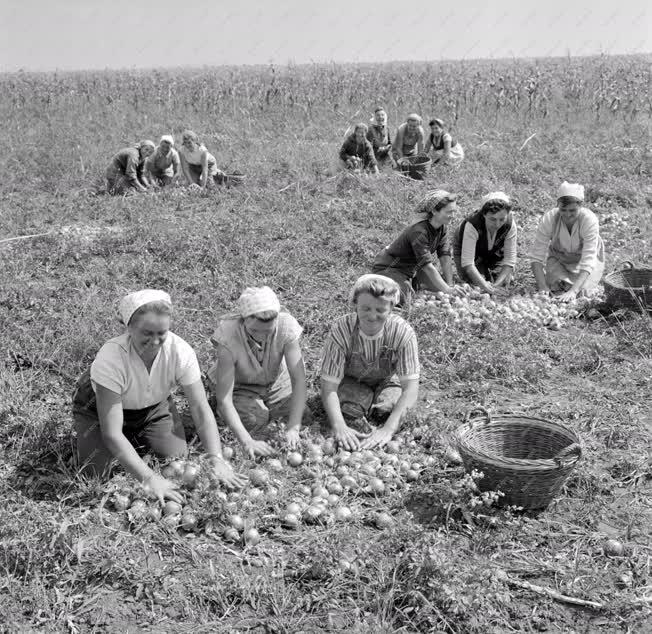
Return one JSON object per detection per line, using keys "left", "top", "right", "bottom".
{"left": 90, "top": 332, "right": 201, "bottom": 409}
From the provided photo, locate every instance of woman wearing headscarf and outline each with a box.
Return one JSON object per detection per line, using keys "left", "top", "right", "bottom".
{"left": 178, "top": 130, "right": 226, "bottom": 188}
{"left": 72, "top": 289, "right": 246, "bottom": 502}
{"left": 207, "top": 287, "right": 308, "bottom": 458}
{"left": 453, "top": 192, "right": 518, "bottom": 295}
{"left": 529, "top": 182, "right": 605, "bottom": 301}
{"left": 338, "top": 123, "right": 379, "bottom": 174}
{"left": 425, "top": 118, "right": 465, "bottom": 166}
{"left": 371, "top": 190, "right": 464, "bottom": 305}
{"left": 105, "top": 140, "right": 155, "bottom": 195}
{"left": 145, "top": 135, "right": 180, "bottom": 187}
{"left": 392, "top": 114, "right": 426, "bottom": 167}
{"left": 321, "top": 275, "right": 420, "bottom": 451}
{"left": 366, "top": 107, "right": 393, "bottom": 166}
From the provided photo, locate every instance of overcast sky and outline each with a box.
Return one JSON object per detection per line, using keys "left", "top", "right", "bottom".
{"left": 1, "top": 0, "right": 650, "bottom": 72}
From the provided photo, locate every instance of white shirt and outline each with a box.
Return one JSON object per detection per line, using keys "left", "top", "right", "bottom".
{"left": 460, "top": 221, "right": 518, "bottom": 268}
{"left": 90, "top": 332, "right": 201, "bottom": 409}
{"left": 529, "top": 207, "right": 602, "bottom": 273}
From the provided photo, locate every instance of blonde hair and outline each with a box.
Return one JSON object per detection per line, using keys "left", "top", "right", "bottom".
{"left": 349, "top": 274, "right": 400, "bottom": 306}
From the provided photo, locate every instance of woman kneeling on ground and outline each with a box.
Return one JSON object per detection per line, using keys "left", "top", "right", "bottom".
{"left": 105, "top": 140, "right": 155, "bottom": 195}
{"left": 208, "top": 286, "right": 309, "bottom": 459}
{"left": 145, "top": 135, "right": 180, "bottom": 187}
{"left": 371, "top": 190, "right": 465, "bottom": 305}
{"left": 72, "top": 290, "right": 246, "bottom": 503}
{"left": 321, "top": 275, "right": 420, "bottom": 451}
{"left": 179, "top": 130, "right": 226, "bottom": 188}
{"left": 339, "top": 123, "right": 379, "bottom": 174}
{"left": 392, "top": 113, "right": 426, "bottom": 167}
{"left": 425, "top": 118, "right": 465, "bottom": 166}
{"left": 453, "top": 191, "right": 518, "bottom": 295}
{"left": 529, "top": 181, "right": 605, "bottom": 301}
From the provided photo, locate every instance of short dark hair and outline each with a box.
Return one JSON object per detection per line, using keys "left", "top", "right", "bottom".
{"left": 480, "top": 200, "right": 511, "bottom": 215}
{"left": 374, "top": 107, "right": 386, "bottom": 113}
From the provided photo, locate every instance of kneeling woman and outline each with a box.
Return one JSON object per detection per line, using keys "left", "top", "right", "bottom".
{"left": 453, "top": 192, "right": 518, "bottom": 295}
{"left": 339, "top": 123, "right": 379, "bottom": 174}
{"left": 321, "top": 275, "right": 419, "bottom": 451}
{"left": 105, "top": 140, "right": 155, "bottom": 194}
{"left": 208, "top": 287, "right": 308, "bottom": 459}
{"left": 72, "top": 290, "right": 245, "bottom": 503}
{"left": 529, "top": 182, "right": 605, "bottom": 301}
{"left": 371, "top": 190, "right": 462, "bottom": 304}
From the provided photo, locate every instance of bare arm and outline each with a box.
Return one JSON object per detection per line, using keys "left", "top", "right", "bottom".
{"left": 199, "top": 150, "right": 209, "bottom": 188}
{"left": 321, "top": 378, "right": 367, "bottom": 451}
{"left": 531, "top": 261, "right": 549, "bottom": 292}
{"left": 283, "top": 339, "right": 307, "bottom": 433}
{"left": 183, "top": 379, "right": 247, "bottom": 487}
{"left": 213, "top": 345, "right": 274, "bottom": 457}
{"left": 95, "top": 384, "right": 182, "bottom": 504}
{"left": 419, "top": 262, "right": 455, "bottom": 294}
{"left": 180, "top": 153, "right": 194, "bottom": 185}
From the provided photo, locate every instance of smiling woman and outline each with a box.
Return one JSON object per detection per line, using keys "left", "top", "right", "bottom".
{"left": 71, "top": 289, "right": 246, "bottom": 502}
{"left": 320, "top": 274, "right": 420, "bottom": 452}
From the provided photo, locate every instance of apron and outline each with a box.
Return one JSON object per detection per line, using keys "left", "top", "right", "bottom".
{"left": 338, "top": 322, "right": 400, "bottom": 420}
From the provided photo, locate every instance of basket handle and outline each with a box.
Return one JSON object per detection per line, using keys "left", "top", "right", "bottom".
{"left": 613, "top": 260, "right": 634, "bottom": 272}
{"left": 464, "top": 406, "right": 492, "bottom": 427}
{"left": 553, "top": 443, "right": 582, "bottom": 466}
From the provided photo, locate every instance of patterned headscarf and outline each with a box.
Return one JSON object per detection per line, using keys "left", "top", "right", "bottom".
{"left": 415, "top": 190, "right": 455, "bottom": 215}
{"left": 118, "top": 289, "right": 172, "bottom": 326}
{"left": 238, "top": 286, "right": 280, "bottom": 318}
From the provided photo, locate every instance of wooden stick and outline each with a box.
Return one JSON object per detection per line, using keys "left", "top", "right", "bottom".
{"left": 0, "top": 231, "right": 53, "bottom": 244}
{"left": 519, "top": 133, "right": 537, "bottom": 151}
{"left": 503, "top": 572, "right": 603, "bottom": 609}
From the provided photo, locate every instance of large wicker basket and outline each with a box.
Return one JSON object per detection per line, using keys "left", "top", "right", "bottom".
{"left": 455, "top": 407, "right": 582, "bottom": 510}
{"left": 400, "top": 154, "right": 432, "bottom": 180}
{"left": 603, "top": 260, "right": 651, "bottom": 311}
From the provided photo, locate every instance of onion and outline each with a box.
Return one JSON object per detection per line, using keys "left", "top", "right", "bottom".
{"left": 368, "top": 478, "right": 385, "bottom": 494}
{"left": 249, "top": 468, "right": 269, "bottom": 487}
{"left": 374, "top": 512, "right": 393, "bottom": 529}
{"left": 244, "top": 527, "right": 261, "bottom": 545}
{"left": 603, "top": 539, "right": 625, "bottom": 557}
{"left": 287, "top": 452, "right": 304, "bottom": 467}
{"left": 163, "top": 500, "right": 182, "bottom": 516}
{"left": 223, "top": 527, "right": 240, "bottom": 542}
{"left": 221, "top": 446, "right": 234, "bottom": 460}
{"left": 181, "top": 464, "right": 200, "bottom": 488}
{"left": 286, "top": 502, "right": 302, "bottom": 515}
{"left": 181, "top": 512, "right": 198, "bottom": 532}
{"left": 334, "top": 506, "right": 352, "bottom": 521}
{"left": 228, "top": 514, "right": 245, "bottom": 531}
{"left": 405, "top": 469, "right": 419, "bottom": 482}
{"left": 282, "top": 513, "right": 300, "bottom": 529}
{"left": 266, "top": 458, "right": 283, "bottom": 472}
{"left": 112, "top": 494, "right": 131, "bottom": 512}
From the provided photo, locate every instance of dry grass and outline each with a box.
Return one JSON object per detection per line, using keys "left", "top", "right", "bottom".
{"left": 0, "top": 57, "right": 651, "bottom": 632}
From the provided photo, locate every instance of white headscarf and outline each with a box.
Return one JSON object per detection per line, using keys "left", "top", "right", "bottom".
{"left": 159, "top": 134, "right": 175, "bottom": 146}
{"left": 238, "top": 286, "right": 280, "bottom": 318}
{"left": 481, "top": 191, "right": 510, "bottom": 207}
{"left": 118, "top": 289, "right": 172, "bottom": 326}
{"left": 557, "top": 182, "right": 584, "bottom": 201}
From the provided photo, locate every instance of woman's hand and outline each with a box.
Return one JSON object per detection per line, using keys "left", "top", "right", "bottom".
{"left": 285, "top": 427, "right": 301, "bottom": 450}
{"left": 557, "top": 289, "right": 578, "bottom": 302}
{"left": 210, "top": 459, "right": 248, "bottom": 489}
{"left": 144, "top": 473, "right": 184, "bottom": 505}
{"left": 243, "top": 437, "right": 276, "bottom": 459}
{"left": 359, "top": 424, "right": 395, "bottom": 450}
{"left": 333, "top": 423, "right": 369, "bottom": 452}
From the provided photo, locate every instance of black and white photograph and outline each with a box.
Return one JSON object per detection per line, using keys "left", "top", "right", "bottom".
{"left": 1, "top": 1, "right": 650, "bottom": 631}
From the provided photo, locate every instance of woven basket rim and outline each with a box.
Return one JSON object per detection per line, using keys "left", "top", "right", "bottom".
{"left": 456, "top": 413, "right": 581, "bottom": 470}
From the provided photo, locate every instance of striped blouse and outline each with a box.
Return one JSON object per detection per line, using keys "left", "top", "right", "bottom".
{"left": 321, "top": 313, "right": 420, "bottom": 384}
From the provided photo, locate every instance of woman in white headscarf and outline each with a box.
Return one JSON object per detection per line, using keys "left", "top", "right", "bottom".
{"left": 207, "top": 287, "right": 309, "bottom": 458}
{"left": 72, "top": 289, "right": 246, "bottom": 501}
{"left": 105, "top": 140, "right": 155, "bottom": 194}
{"left": 529, "top": 182, "right": 605, "bottom": 301}
{"left": 453, "top": 191, "right": 518, "bottom": 295}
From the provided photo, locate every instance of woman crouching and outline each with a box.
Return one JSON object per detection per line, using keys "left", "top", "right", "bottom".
{"left": 208, "top": 287, "right": 309, "bottom": 458}
{"left": 72, "top": 290, "right": 246, "bottom": 503}
{"left": 320, "top": 275, "right": 420, "bottom": 451}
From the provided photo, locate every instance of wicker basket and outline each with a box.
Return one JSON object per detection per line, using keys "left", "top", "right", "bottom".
{"left": 400, "top": 154, "right": 432, "bottom": 180}
{"left": 603, "top": 260, "right": 652, "bottom": 311}
{"left": 455, "top": 407, "right": 582, "bottom": 510}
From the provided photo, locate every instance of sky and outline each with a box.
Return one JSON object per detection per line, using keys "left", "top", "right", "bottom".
{"left": 0, "top": 0, "right": 650, "bottom": 72}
